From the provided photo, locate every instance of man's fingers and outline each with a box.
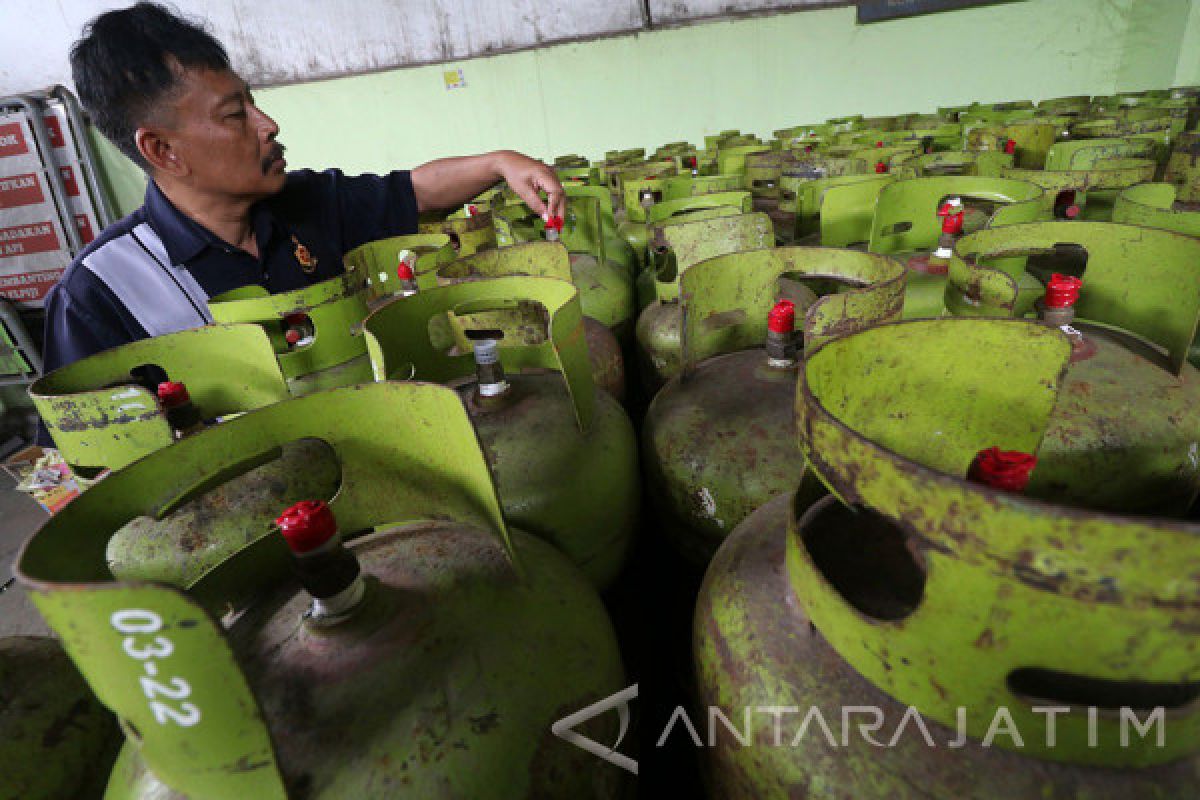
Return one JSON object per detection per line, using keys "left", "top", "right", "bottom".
{"left": 544, "top": 186, "right": 565, "bottom": 221}
{"left": 515, "top": 182, "right": 548, "bottom": 217}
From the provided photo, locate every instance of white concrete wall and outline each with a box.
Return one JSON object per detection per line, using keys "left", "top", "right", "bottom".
{"left": 1, "top": 0, "right": 835, "bottom": 95}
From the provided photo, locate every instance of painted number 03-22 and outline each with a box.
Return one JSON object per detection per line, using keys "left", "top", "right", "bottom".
{"left": 111, "top": 609, "right": 202, "bottom": 727}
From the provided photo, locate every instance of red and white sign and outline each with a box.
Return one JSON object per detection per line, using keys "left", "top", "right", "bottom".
{"left": 0, "top": 220, "right": 62, "bottom": 258}
{"left": 44, "top": 103, "right": 77, "bottom": 159}
{"left": 74, "top": 213, "right": 95, "bottom": 244}
{"left": 59, "top": 164, "right": 80, "bottom": 197}
{"left": 0, "top": 267, "right": 63, "bottom": 304}
{"left": 0, "top": 173, "right": 45, "bottom": 209}
{"left": 0, "top": 105, "right": 103, "bottom": 307}
{"left": 0, "top": 119, "right": 33, "bottom": 160}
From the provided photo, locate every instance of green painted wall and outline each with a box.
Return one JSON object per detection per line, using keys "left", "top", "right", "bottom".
{"left": 94, "top": 0, "right": 1196, "bottom": 216}
{"left": 1116, "top": 0, "right": 1191, "bottom": 91}
{"left": 1175, "top": 0, "right": 1200, "bottom": 85}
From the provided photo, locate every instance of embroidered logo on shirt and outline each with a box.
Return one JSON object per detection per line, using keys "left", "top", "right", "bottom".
{"left": 292, "top": 235, "right": 318, "bottom": 273}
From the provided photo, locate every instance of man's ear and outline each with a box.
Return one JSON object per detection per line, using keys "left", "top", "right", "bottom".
{"left": 135, "top": 127, "right": 188, "bottom": 177}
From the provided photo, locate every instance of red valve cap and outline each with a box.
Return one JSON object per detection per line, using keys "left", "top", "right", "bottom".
{"left": 545, "top": 215, "right": 565, "bottom": 232}
{"left": 768, "top": 299, "right": 796, "bottom": 334}
{"left": 276, "top": 500, "right": 338, "bottom": 554}
{"left": 875, "top": 162, "right": 888, "bottom": 173}
{"left": 967, "top": 447, "right": 1037, "bottom": 492}
{"left": 156, "top": 381, "right": 190, "bottom": 409}
{"left": 1045, "top": 273, "right": 1082, "bottom": 308}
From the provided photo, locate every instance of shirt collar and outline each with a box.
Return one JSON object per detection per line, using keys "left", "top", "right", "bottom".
{"left": 143, "top": 179, "right": 280, "bottom": 265}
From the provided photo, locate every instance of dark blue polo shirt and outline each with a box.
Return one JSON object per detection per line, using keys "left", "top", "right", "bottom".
{"left": 41, "top": 168, "right": 419, "bottom": 373}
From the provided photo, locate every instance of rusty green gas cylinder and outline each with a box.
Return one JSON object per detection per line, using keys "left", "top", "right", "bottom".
{"left": 867, "top": 176, "right": 1047, "bottom": 319}
{"left": 945, "top": 222, "right": 1200, "bottom": 515}
{"left": 364, "top": 277, "right": 639, "bottom": 590}
{"left": 694, "top": 494, "right": 1200, "bottom": 798}
{"left": 641, "top": 247, "right": 904, "bottom": 566}
{"left": 0, "top": 635, "right": 119, "bottom": 798}
{"left": 1001, "top": 158, "right": 1156, "bottom": 222}
{"left": 498, "top": 198, "right": 636, "bottom": 344}
{"left": 436, "top": 241, "right": 627, "bottom": 402}
{"left": 1165, "top": 132, "right": 1200, "bottom": 202}
{"left": 558, "top": 194, "right": 636, "bottom": 340}
{"left": 643, "top": 305, "right": 801, "bottom": 566}
{"left": 563, "top": 184, "right": 637, "bottom": 277}
{"left": 18, "top": 383, "right": 628, "bottom": 799}
{"left": 632, "top": 194, "right": 754, "bottom": 311}
{"left": 779, "top": 159, "right": 889, "bottom": 246}
{"left": 106, "top": 438, "right": 341, "bottom": 587}
{"left": 618, "top": 186, "right": 751, "bottom": 280}
{"left": 791, "top": 318, "right": 1200, "bottom": 766}
{"left": 208, "top": 272, "right": 378, "bottom": 396}
{"left": 1111, "top": 184, "right": 1200, "bottom": 367}
{"left": 418, "top": 205, "right": 498, "bottom": 257}
{"left": 30, "top": 325, "right": 292, "bottom": 474}
{"left": 108, "top": 512, "right": 627, "bottom": 799}
{"left": 634, "top": 212, "right": 775, "bottom": 394}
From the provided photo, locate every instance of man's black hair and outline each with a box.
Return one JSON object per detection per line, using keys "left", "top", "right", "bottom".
{"left": 70, "top": 2, "right": 231, "bottom": 169}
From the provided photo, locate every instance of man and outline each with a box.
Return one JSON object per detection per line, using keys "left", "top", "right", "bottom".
{"left": 43, "top": 2, "right": 565, "bottom": 371}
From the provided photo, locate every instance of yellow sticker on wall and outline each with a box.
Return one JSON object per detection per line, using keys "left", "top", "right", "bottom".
{"left": 444, "top": 68, "right": 466, "bottom": 90}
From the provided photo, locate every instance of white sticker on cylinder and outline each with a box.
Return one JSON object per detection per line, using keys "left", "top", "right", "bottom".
{"left": 696, "top": 487, "right": 721, "bottom": 526}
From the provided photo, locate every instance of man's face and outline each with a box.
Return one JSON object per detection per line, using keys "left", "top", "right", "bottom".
{"left": 153, "top": 67, "right": 286, "bottom": 199}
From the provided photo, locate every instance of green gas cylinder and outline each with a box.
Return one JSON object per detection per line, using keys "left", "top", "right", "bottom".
{"left": 744, "top": 150, "right": 802, "bottom": 238}
{"left": 894, "top": 150, "right": 1014, "bottom": 178}
{"left": 343, "top": 232, "right": 457, "bottom": 296}
{"left": 695, "top": 491, "right": 1200, "bottom": 798}
{"left": 783, "top": 317, "right": 1200, "bottom": 769}
{"left": 635, "top": 212, "right": 774, "bottom": 394}
{"left": 621, "top": 189, "right": 753, "bottom": 286}
{"left": 1112, "top": 185, "right": 1200, "bottom": 370}
{"left": 1002, "top": 158, "right": 1157, "bottom": 221}
{"left": 17, "top": 382, "right": 629, "bottom": 799}
{"left": 565, "top": 183, "right": 637, "bottom": 276}
{"left": 1113, "top": 182, "right": 1200, "bottom": 235}
{"left": 364, "top": 277, "right": 638, "bottom": 590}
{"left": 944, "top": 221, "right": 1200, "bottom": 515}
{"left": 435, "top": 240, "right": 626, "bottom": 402}
{"left": 554, "top": 153, "right": 590, "bottom": 168}
{"left": 1038, "top": 94, "right": 1092, "bottom": 115}
{"left": 779, "top": 159, "right": 891, "bottom": 246}
{"left": 0, "top": 635, "right": 119, "bottom": 798}
{"left": 867, "top": 176, "right": 1046, "bottom": 318}
{"left": 1043, "top": 136, "right": 1161, "bottom": 171}
{"left": 715, "top": 144, "right": 771, "bottom": 177}
{"left": 106, "top": 437, "right": 341, "bottom": 586}
{"left": 492, "top": 198, "right": 635, "bottom": 343}
{"left": 30, "top": 324, "right": 292, "bottom": 474}
{"left": 559, "top": 193, "right": 636, "bottom": 343}
{"left": 1164, "top": 132, "right": 1200, "bottom": 202}
{"left": 642, "top": 247, "right": 904, "bottom": 566}
{"left": 207, "top": 271, "right": 379, "bottom": 396}
{"left": 608, "top": 159, "right": 677, "bottom": 211}
{"left": 1071, "top": 113, "right": 1179, "bottom": 141}
{"left": 966, "top": 120, "right": 1059, "bottom": 168}
{"left": 418, "top": 205, "right": 498, "bottom": 257}
{"left": 662, "top": 173, "right": 744, "bottom": 201}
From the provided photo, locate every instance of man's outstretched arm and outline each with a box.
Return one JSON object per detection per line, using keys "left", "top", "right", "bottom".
{"left": 411, "top": 149, "right": 566, "bottom": 220}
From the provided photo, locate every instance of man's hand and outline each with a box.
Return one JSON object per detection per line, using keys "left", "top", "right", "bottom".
{"left": 410, "top": 149, "right": 566, "bottom": 220}
{"left": 493, "top": 150, "right": 565, "bottom": 221}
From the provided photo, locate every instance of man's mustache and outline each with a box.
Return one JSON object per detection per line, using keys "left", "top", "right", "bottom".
{"left": 261, "top": 142, "right": 287, "bottom": 173}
